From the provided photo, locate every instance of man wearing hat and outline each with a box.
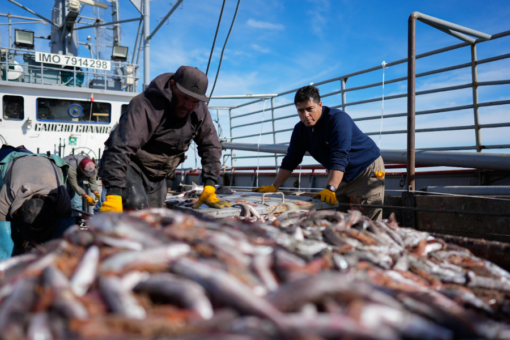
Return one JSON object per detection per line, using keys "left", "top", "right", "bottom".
{"left": 63, "top": 155, "right": 100, "bottom": 214}
{"left": 99, "top": 66, "right": 228, "bottom": 212}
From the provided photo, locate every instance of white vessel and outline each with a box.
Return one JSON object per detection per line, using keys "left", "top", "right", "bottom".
{"left": 0, "top": 0, "right": 142, "bottom": 159}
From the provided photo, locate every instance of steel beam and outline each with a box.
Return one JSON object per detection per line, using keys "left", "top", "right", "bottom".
{"left": 423, "top": 186, "right": 510, "bottom": 195}
{"left": 74, "top": 17, "right": 141, "bottom": 30}
{"left": 471, "top": 44, "right": 482, "bottom": 152}
{"left": 147, "top": 0, "right": 182, "bottom": 41}
{"left": 7, "top": 0, "right": 59, "bottom": 28}
{"left": 407, "top": 14, "right": 417, "bottom": 191}
{"left": 414, "top": 12, "right": 491, "bottom": 40}
{"left": 143, "top": 0, "right": 150, "bottom": 89}
{"left": 221, "top": 143, "right": 510, "bottom": 171}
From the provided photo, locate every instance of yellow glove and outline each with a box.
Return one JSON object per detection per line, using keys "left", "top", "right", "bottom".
{"left": 313, "top": 189, "right": 338, "bottom": 205}
{"left": 193, "top": 186, "right": 231, "bottom": 209}
{"left": 99, "top": 195, "right": 123, "bottom": 213}
{"left": 252, "top": 184, "right": 277, "bottom": 193}
{"left": 375, "top": 170, "right": 385, "bottom": 179}
{"left": 85, "top": 195, "right": 97, "bottom": 207}
{"left": 94, "top": 192, "right": 101, "bottom": 200}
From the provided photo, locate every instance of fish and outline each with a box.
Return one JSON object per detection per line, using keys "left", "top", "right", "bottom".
{"left": 251, "top": 253, "right": 279, "bottom": 291}
{"left": 0, "top": 206, "right": 509, "bottom": 339}
{"left": 27, "top": 312, "right": 53, "bottom": 340}
{"left": 42, "top": 266, "right": 88, "bottom": 320}
{"left": 100, "top": 243, "right": 190, "bottom": 274}
{"left": 87, "top": 213, "right": 172, "bottom": 248}
{"left": 70, "top": 245, "right": 100, "bottom": 297}
{"left": 134, "top": 273, "right": 214, "bottom": 319}
{"left": 171, "top": 257, "right": 285, "bottom": 327}
{"left": 98, "top": 275, "right": 146, "bottom": 319}
{"left": 0, "top": 277, "right": 39, "bottom": 336}
{"left": 95, "top": 234, "right": 143, "bottom": 251}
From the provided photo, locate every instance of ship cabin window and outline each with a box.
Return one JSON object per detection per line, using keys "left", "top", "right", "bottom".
{"left": 36, "top": 98, "right": 111, "bottom": 124}
{"left": 3, "top": 95, "right": 24, "bottom": 120}
{"left": 121, "top": 104, "right": 129, "bottom": 118}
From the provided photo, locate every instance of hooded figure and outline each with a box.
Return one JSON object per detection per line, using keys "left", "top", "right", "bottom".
{"left": 64, "top": 155, "right": 100, "bottom": 214}
{"left": 99, "top": 66, "right": 230, "bottom": 212}
{"left": 0, "top": 147, "right": 71, "bottom": 253}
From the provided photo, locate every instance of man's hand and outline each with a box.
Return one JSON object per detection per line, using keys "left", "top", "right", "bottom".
{"left": 193, "top": 186, "right": 231, "bottom": 209}
{"left": 313, "top": 189, "right": 338, "bottom": 205}
{"left": 93, "top": 190, "right": 101, "bottom": 200}
{"left": 252, "top": 184, "right": 277, "bottom": 193}
{"left": 99, "top": 195, "right": 123, "bottom": 213}
{"left": 85, "top": 195, "right": 97, "bottom": 206}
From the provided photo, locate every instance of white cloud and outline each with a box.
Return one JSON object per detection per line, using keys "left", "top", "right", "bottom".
{"left": 251, "top": 44, "right": 271, "bottom": 53}
{"left": 247, "top": 19, "right": 284, "bottom": 30}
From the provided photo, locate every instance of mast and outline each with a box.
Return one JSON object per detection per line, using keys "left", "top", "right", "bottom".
{"left": 143, "top": 0, "right": 150, "bottom": 89}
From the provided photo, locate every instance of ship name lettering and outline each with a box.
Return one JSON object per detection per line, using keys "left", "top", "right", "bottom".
{"left": 34, "top": 123, "right": 109, "bottom": 134}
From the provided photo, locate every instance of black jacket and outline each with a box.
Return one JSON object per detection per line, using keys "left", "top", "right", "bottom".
{"left": 99, "top": 73, "right": 221, "bottom": 192}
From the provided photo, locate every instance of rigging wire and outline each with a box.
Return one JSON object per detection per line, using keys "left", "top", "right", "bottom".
{"left": 207, "top": 0, "right": 242, "bottom": 103}
{"left": 255, "top": 99, "right": 267, "bottom": 187}
{"left": 378, "top": 61, "right": 387, "bottom": 148}
{"left": 206, "top": 0, "right": 226, "bottom": 76}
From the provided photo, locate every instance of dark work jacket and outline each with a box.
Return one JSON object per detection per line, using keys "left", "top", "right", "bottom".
{"left": 281, "top": 106, "right": 380, "bottom": 182}
{"left": 99, "top": 73, "right": 222, "bottom": 191}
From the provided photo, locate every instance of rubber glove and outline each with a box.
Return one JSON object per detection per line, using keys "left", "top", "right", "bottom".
{"left": 252, "top": 184, "right": 277, "bottom": 193}
{"left": 94, "top": 191, "right": 101, "bottom": 200}
{"left": 313, "top": 188, "right": 338, "bottom": 205}
{"left": 193, "top": 186, "right": 231, "bottom": 209}
{"left": 375, "top": 170, "right": 385, "bottom": 179}
{"left": 99, "top": 195, "right": 123, "bottom": 213}
{"left": 85, "top": 195, "right": 97, "bottom": 207}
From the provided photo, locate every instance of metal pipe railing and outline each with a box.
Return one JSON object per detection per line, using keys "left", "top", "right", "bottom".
{"left": 209, "top": 19, "right": 510, "bottom": 169}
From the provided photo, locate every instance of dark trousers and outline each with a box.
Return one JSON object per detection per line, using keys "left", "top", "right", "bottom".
{"left": 122, "top": 163, "right": 167, "bottom": 210}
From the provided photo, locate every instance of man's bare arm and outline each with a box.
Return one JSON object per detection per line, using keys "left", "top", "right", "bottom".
{"left": 273, "top": 169, "right": 292, "bottom": 189}
{"left": 327, "top": 169, "right": 344, "bottom": 189}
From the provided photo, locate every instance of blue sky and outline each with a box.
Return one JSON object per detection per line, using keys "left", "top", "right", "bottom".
{"left": 1, "top": 0, "right": 510, "bottom": 169}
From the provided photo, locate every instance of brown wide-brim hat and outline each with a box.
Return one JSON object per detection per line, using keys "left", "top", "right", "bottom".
{"left": 174, "top": 66, "right": 208, "bottom": 102}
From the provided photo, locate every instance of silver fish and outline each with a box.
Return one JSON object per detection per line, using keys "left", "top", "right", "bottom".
{"left": 88, "top": 213, "right": 171, "bottom": 248}
{"left": 134, "top": 273, "right": 214, "bottom": 319}
{"left": 70, "top": 245, "right": 100, "bottom": 296}
{"left": 358, "top": 303, "right": 452, "bottom": 340}
{"left": 171, "top": 257, "right": 285, "bottom": 327}
{"left": 96, "top": 234, "right": 143, "bottom": 251}
{"left": 251, "top": 253, "right": 279, "bottom": 292}
{"left": 100, "top": 243, "right": 190, "bottom": 273}
{"left": 0, "top": 277, "right": 38, "bottom": 333}
{"left": 42, "top": 266, "right": 88, "bottom": 320}
{"left": 27, "top": 312, "right": 53, "bottom": 340}
{"left": 282, "top": 313, "right": 397, "bottom": 340}
{"left": 98, "top": 275, "right": 146, "bottom": 319}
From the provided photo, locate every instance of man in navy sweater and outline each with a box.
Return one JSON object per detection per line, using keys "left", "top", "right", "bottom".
{"left": 253, "top": 85, "right": 385, "bottom": 220}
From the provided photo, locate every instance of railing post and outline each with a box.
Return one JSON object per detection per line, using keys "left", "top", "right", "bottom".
{"left": 229, "top": 108, "right": 233, "bottom": 169}
{"left": 407, "top": 13, "right": 417, "bottom": 191}
{"left": 271, "top": 97, "right": 278, "bottom": 170}
{"left": 471, "top": 43, "right": 482, "bottom": 152}
{"left": 340, "top": 78, "right": 347, "bottom": 111}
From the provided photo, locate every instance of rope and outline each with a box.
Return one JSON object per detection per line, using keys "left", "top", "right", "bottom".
{"left": 255, "top": 99, "right": 267, "bottom": 187}
{"left": 205, "top": 0, "right": 226, "bottom": 76}
{"left": 378, "top": 61, "right": 386, "bottom": 148}
{"left": 207, "top": 0, "right": 242, "bottom": 103}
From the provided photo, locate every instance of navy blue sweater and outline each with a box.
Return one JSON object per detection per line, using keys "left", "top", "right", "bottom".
{"left": 281, "top": 106, "right": 380, "bottom": 182}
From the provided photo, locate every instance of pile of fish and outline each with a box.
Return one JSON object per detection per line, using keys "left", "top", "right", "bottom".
{"left": 1, "top": 208, "right": 510, "bottom": 339}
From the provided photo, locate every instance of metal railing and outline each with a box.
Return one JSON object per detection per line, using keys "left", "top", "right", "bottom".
{"left": 0, "top": 47, "right": 139, "bottom": 92}
{"left": 209, "top": 19, "right": 510, "bottom": 171}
